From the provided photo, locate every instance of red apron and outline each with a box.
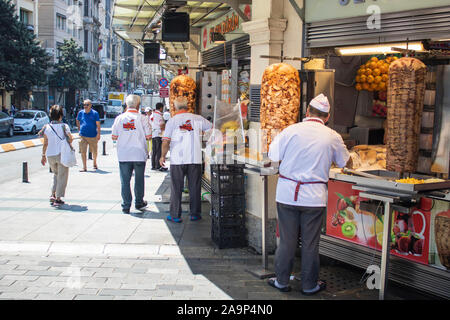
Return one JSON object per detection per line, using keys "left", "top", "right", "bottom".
{"left": 278, "top": 117, "right": 328, "bottom": 202}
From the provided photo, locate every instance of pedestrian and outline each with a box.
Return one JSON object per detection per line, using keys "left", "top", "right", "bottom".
{"left": 151, "top": 102, "right": 167, "bottom": 172}
{"left": 10, "top": 104, "right": 16, "bottom": 117}
{"left": 40, "top": 105, "right": 73, "bottom": 206}
{"left": 160, "top": 96, "right": 212, "bottom": 223}
{"left": 267, "top": 93, "right": 351, "bottom": 295}
{"left": 144, "top": 107, "right": 152, "bottom": 157}
{"left": 76, "top": 99, "right": 101, "bottom": 171}
{"left": 112, "top": 94, "right": 152, "bottom": 214}
{"left": 163, "top": 108, "right": 171, "bottom": 122}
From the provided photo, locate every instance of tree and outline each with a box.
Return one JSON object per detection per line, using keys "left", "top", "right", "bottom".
{"left": 49, "top": 38, "right": 89, "bottom": 114}
{"left": 0, "top": 0, "right": 50, "bottom": 106}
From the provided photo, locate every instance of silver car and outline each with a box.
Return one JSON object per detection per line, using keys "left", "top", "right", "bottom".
{"left": 13, "top": 110, "right": 50, "bottom": 135}
{"left": 0, "top": 111, "right": 14, "bottom": 137}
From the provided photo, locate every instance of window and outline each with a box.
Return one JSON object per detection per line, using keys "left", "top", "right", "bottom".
{"left": 56, "top": 14, "right": 66, "bottom": 31}
{"left": 84, "top": 0, "right": 89, "bottom": 17}
{"left": 56, "top": 42, "right": 63, "bottom": 59}
{"left": 84, "top": 30, "right": 89, "bottom": 52}
{"left": 20, "top": 9, "right": 30, "bottom": 26}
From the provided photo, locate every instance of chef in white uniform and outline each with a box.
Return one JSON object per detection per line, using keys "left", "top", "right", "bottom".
{"left": 267, "top": 93, "right": 350, "bottom": 295}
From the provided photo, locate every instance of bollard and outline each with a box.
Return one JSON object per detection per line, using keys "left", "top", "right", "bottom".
{"left": 49, "top": 166, "right": 52, "bottom": 173}
{"left": 102, "top": 141, "right": 106, "bottom": 156}
{"left": 22, "top": 162, "right": 29, "bottom": 183}
{"left": 88, "top": 150, "right": 92, "bottom": 160}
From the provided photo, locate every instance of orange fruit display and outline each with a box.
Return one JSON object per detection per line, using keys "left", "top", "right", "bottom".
{"left": 355, "top": 75, "right": 361, "bottom": 83}
{"left": 360, "top": 74, "right": 367, "bottom": 83}
{"left": 382, "top": 74, "right": 388, "bottom": 82}
{"left": 355, "top": 83, "right": 362, "bottom": 91}
{"left": 365, "top": 68, "right": 373, "bottom": 76}
{"left": 367, "top": 75, "right": 375, "bottom": 83}
{"left": 369, "top": 61, "right": 377, "bottom": 69}
{"left": 374, "top": 75, "right": 382, "bottom": 83}
{"left": 373, "top": 68, "right": 381, "bottom": 76}
{"left": 378, "top": 82, "right": 387, "bottom": 91}
{"left": 362, "top": 83, "right": 370, "bottom": 90}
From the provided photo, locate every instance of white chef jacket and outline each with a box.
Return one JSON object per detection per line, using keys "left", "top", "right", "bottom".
{"left": 163, "top": 111, "right": 212, "bottom": 165}
{"left": 112, "top": 109, "right": 152, "bottom": 162}
{"left": 268, "top": 117, "right": 350, "bottom": 207}
{"left": 150, "top": 110, "right": 164, "bottom": 138}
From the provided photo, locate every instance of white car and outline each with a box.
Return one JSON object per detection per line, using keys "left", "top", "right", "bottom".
{"left": 14, "top": 110, "right": 50, "bottom": 135}
{"left": 106, "top": 99, "right": 123, "bottom": 118}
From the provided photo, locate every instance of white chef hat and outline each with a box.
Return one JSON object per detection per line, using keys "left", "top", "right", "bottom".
{"left": 145, "top": 107, "right": 151, "bottom": 112}
{"left": 309, "top": 93, "right": 330, "bottom": 113}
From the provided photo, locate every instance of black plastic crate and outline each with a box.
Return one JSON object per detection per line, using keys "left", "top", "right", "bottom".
{"left": 211, "top": 194, "right": 245, "bottom": 217}
{"left": 211, "top": 214, "right": 245, "bottom": 228}
{"left": 210, "top": 164, "right": 245, "bottom": 195}
{"left": 211, "top": 223, "right": 247, "bottom": 249}
{"left": 212, "top": 234, "right": 247, "bottom": 249}
{"left": 212, "top": 220, "right": 246, "bottom": 237}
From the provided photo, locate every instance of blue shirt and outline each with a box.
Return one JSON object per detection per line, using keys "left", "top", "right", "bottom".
{"left": 77, "top": 109, "right": 100, "bottom": 138}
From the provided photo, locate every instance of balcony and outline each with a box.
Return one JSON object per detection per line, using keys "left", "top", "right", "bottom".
{"left": 83, "top": 16, "right": 94, "bottom": 25}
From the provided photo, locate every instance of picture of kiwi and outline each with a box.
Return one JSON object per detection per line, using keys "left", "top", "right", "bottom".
{"left": 341, "top": 222, "right": 357, "bottom": 239}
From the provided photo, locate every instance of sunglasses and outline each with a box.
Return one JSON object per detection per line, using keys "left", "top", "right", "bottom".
{"left": 83, "top": 104, "right": 90, "bottom": 106}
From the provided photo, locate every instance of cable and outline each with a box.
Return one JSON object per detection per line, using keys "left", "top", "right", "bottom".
{"left": 358, "top": 199, "right": 383, "bottom": 285}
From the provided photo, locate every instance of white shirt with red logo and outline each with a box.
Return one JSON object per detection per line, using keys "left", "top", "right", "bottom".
{"left": 150, "top": 110, "right": 164, "bottom": 138}
{"left": 163, "top": 111, "right": 212, "bottom": 165}
{"left": 112, "top": 109, "right": 152, "bottom": 162}
{"left": 268, "top": 117, "right": 350, "bottom": 207}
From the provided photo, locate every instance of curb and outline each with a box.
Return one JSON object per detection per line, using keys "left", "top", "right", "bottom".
{"left": 0, "top": 134, "right": 80, "bottom": 153}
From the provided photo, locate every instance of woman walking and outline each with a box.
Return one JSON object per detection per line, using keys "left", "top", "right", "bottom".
{"left": 41, "top": 105, "right": 73, "bottom": 206}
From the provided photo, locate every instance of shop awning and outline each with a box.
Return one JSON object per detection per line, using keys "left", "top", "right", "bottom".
{"left": 112, "top": 0, "right": 251, "bottom": 73}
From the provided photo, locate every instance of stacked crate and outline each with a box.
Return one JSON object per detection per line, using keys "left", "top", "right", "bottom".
{"left": 210, "top": 164, "right": 247, "bottom": 249}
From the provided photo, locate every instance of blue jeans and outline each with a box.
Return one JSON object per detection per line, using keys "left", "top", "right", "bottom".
{"left": 119, "top": 161, "right": 146, "bottom": 209}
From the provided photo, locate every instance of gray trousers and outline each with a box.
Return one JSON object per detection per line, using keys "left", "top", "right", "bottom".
{"left": 170, "top": 164, "right": 202, "bottom": 218}
{"left": 47, "top": 154, "right": 69, "bottom": 198}
{"left": 275, "top": 202, "right": 325, "bottom": 291}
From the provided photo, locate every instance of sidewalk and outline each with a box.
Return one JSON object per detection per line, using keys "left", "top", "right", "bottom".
{"left": 0, "top": 139, "right": 433, "bottom": 300}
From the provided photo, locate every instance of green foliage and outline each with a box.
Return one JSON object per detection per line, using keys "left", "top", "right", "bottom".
{"left": 49, "top": 38, "right": 89, "bottom": 91}
{"left": 0, "top": 0, "right": 50, "bottom": 91}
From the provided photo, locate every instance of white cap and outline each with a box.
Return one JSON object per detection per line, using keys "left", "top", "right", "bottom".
{"left": 309, "top": 93, "right": 330, "bottom": 113}
{"left": 145, "top": 107, "right": 151, "bottom": 112}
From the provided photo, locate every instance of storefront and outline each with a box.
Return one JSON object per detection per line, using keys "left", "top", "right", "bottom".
{"left": 297, "top": 0, "right": 450, "bottom": 299}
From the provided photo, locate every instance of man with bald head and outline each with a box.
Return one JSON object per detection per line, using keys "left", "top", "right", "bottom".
{"left": 112, "top": 94, "right": 152, "bottom": 214}
{"left": 160, "top": 96, "right": 212, "bottom": 223}
{"left": 77, "top": 99, "right": 101, "bottom": 171}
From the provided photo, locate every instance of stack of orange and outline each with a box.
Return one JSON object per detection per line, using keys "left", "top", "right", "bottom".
{"left": 355, "top": 56, "right": 398, "bottom": 92}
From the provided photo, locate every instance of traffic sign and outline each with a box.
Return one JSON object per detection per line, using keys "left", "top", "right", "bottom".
{"left": 159, "top": 88, "right": 169, "bottom": 98}
{"left": 159, "top": 78, "right": 168, "bottom": 88}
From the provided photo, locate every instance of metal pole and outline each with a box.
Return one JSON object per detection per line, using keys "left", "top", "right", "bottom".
{"left": 262, "top": 175, "right": 268, "bottom": 270}
{"left": 102, "top": 141, "right": 106, "bottom": 155}
{"left": 22, "top": 162, "right": 29, "bottom": 183}
{"left": 379, "top": 200, "right": 393, "bottom": 300}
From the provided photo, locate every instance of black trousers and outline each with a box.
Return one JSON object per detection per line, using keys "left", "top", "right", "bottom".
{"left": 169, "top": 164, "right": 202, "bottom": 218}
{"left": 275, "top": 202, "right": 325, "bottom": 291}
{"left": 151, "top": 137, "right": 162, "bottom": 169}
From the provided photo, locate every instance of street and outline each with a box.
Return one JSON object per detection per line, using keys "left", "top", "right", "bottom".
{"left": 0, "top": 118, "right": 436, "bottom": 300}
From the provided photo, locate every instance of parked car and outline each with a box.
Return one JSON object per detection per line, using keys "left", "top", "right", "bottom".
{"left": 13, "top": 110, "right": 49, "bottom": 135}
{"left": 90, "top": 101, "right": 106, "bottom": 124}
{"left": 0, "top": 111, "right": 14, "bottom": 137}
{"left": 106, "top": 99, "right": 123, "bottom": 118}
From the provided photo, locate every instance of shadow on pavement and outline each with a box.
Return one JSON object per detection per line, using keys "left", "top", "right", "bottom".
{"left": 55, "top": 204, "right": 88, "bottom": 212}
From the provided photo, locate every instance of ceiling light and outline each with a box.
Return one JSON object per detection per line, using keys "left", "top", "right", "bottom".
{"left": 336, "top": 42, "right": 425, "bottom": 56}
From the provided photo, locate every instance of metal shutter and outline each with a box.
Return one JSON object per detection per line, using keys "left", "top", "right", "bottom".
{"left": 201, "top": 35, "right": 250, "bottom": 67}
{"left": 306, "top": 6, "right": 450, "bottom": 49}
{"left": 248, "top": 84, "right": 261, "bottom": 122}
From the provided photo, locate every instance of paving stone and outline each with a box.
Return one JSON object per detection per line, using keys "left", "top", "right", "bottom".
{"left": 0, "top": 269, "right": 27, "bottom": 275}
{"left": 25, "top": 270, "right": 62, "bottom": 277}
{"left": 120, "top": 283, "right": 157, "bottom": 290}
{"left": 83, "top": 282, "right": 121, "bottom": 289}
{"left": 38, "top": 261, "right": 71, "bottom": 267}
{"left": 0, "top": 285, "right": 26, "bottom": 293}
{"left": 15, "top": 265, "right": 50, "bottom": 271}
{"left": 0, "top": 260, "right": 8, "bottom": 265}
{"left": 113, "top": 267, "right": 148, "bottom": 274}
{"left": 0, "top": 292, "right": 37, "bottom": 300}
{"left": 156, "top": 284, "right": 193, "bottom": 291}
{"left": 24, "top": 286, "right": 63, "bottom": 294}
{"left": 60, "top": 288, "right": 98, "bottom": 295}
{"left": 93, "top": 272, "right": 128, "bottom": 278}
{"left": 99, "top": 289, "right": 136, "bottom": 296}
{"left": 0, "top": 264, "right": 19, "bottom": 270}
{"left": 35, "top": 294, "right": 75, "bottom": 300}
{"left": 113, "top": 296, "right": 151, "bottom": 300}
{"left": 74, "top": 295, "right": 114, "bottom": 300}
{"left": 0, "top": 279, "right": 15, "bottom": 286}
{"left": 2, "top": 275, "right": 39, "bottom": 281}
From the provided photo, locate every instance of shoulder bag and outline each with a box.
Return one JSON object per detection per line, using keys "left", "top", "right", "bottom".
{"left": 49, "top": 124, "right": 77, "bottom": 168}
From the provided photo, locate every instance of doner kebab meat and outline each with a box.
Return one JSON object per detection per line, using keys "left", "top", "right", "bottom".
{"left": 386, "top": 57, "right": 426, "bottom": 173}
{"left": 169, "top": 75, "right": 197, "bottom": 116}
{"left": 260, "top": 63, "right": 301, "bottom": 152}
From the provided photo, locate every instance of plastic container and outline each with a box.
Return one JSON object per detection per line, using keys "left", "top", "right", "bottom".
{"left": 211, "top": 194, "right": 246, "bottom": 217}
{"left": 211, "top": 165, "right": 245, "bottom": 195}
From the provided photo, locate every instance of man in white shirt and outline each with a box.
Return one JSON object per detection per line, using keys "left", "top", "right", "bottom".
{"left": 267, "top": 93, "right": 351, "bottom": 295}
{"left": 160, "top": 96, "right": 212, "bottom": 223}
{"left": 112, "top": 95, "right": 152, "bottom": 214}
{"left": 151, "top": 102, "right": 167, "bottom": 171}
